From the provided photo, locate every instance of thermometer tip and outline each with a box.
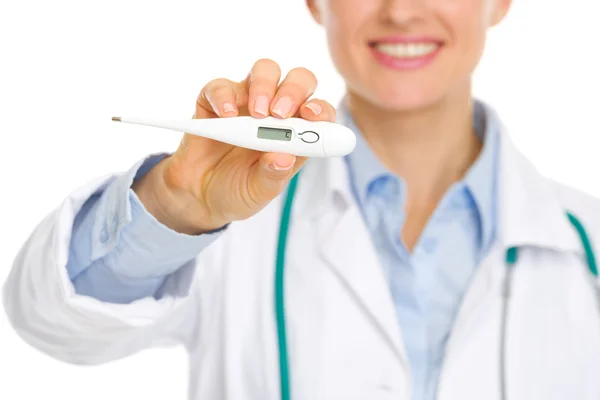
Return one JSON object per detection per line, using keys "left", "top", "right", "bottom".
{"left": 112, "top": 116, "right": 121, "bottom": 122}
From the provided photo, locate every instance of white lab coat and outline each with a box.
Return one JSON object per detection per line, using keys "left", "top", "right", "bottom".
{"left": 4, "top": 116, "right": 600, "bottom": 400}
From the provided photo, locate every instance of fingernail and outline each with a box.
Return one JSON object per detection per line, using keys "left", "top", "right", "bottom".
{"left": 268, "top": 155, "right": 295, "bottom": 171}
{"left": 223, "top": 102, "right": 235, "bottom": 113}
{"left": 305, "top": 102, "right": 321, "bottom": 116}
{"left": 272, "top": 97, "right": 293, "bottom": 118}
{"left": 255, "top": 95, "right": 269, "bottom": 116}
{"left": 269, "top": 163, "right": 293, "bottom": 171}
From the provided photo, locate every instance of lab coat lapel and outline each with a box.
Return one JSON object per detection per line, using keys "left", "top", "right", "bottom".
{"left": 497, "top": 131, "right": 582, "bottom": 253}
{"left": 441, "top": 107, "right": 583, "bottom": 374}
{"left": 295, "top": 157, "right": 409, "bottom": 369}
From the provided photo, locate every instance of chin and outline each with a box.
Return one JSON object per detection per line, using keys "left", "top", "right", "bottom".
{"left": 357, "top": 82, "right": 448, "bottom": 113}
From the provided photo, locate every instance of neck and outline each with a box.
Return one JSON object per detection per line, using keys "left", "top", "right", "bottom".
{"left": 345, "top": 84, "right": 483, "bottom": 251}
{"left": 346, "top": 86, "right": 482, "bottom": 203}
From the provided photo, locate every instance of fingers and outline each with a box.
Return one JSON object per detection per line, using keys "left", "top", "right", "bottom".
{"left": 244, "top": 61, "right": 319, "bottom": 119}
{"left": 248, "top": 152, "right": 297, "bottom": 203}
{"left": 297, "top": 98, "right": 337, "bottom": 122}
{"left": 261, "top": 153, "right": 296, "bottom": 173}
{"left": 196, "top": 78, "right": 248, "bottom": 119}
{"left": 246, "top": 59, "right": 282, "bottom": 118}
{"left": 270, "top": 67, "right": 318, "bottom": 118}
{"left": 197, "top": 60, "right": 326, "bottom": 123}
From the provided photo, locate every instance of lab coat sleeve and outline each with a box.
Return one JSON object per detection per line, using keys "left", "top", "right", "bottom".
{"left": 2, "top": 153, "right": 225, "bottom": 365}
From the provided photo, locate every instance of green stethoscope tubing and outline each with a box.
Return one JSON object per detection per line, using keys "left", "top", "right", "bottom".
{"left": 275, "top": 172, "right": 598, "bottom": 400}
{"left": 500, "top": 212, "right": 598, "bottom": 400}
{"left": 275, "top": 170, "right": 300, "bottom": 400}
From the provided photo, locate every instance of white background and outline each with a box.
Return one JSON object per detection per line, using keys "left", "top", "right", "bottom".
{"left": 1, "top": 0, "right": 599, "bottom": 399}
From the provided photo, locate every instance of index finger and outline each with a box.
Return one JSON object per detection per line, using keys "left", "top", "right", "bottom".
{"left": 196, "top": 78, "right": 248, "bottom": 119}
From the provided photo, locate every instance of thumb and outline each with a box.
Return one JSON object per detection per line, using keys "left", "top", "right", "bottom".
{"left": 248, "top": 153, "right": 297, "bottom": 204}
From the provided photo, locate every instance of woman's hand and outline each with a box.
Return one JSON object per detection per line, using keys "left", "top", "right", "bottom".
{"left": 132, "top": 59, "right": 337, "bottom": 234}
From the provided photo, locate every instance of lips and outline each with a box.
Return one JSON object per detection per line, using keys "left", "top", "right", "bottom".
{"left": 368, "top": 37, "right": 443, "bottom": 70}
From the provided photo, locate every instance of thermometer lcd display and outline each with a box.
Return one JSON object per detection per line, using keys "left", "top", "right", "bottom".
{"left": 257, "top": 126, "right": 292, "bottom": 141}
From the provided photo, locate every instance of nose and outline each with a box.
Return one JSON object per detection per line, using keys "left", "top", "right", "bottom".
{"left": 381, "top": 0, "right": 427, "bottom": 26}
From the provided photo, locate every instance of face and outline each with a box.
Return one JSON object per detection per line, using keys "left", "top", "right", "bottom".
{"left": 307, "top": 0, "right": 512, "bottom": 111}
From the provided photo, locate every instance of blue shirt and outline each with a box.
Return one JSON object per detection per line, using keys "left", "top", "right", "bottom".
{"left": 66, "top": 99, "right": 499, "bottom": 400}
{"left": 340, "top": 99, "right": 499, "bottom": 399}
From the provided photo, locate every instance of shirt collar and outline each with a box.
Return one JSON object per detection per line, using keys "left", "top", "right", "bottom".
{"left": 298, "top": 99, "right": 582, "bottom": 257}
{"left": 463, "top": 100, "right": 500, "bottom": 251}
{"left": 338, "top": 97, "right": 499, "bottom": 251}
{"left": 340, "top": 108, "right": 394, "bottom": 207}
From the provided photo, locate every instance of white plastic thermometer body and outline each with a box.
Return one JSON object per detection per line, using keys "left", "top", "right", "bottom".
{"left": 112, "top": 115, "right": 356, "bottom": 157}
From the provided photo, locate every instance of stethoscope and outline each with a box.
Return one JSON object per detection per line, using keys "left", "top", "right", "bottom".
{"left": 274, "top": 172, "right": 598, "bottom": 400}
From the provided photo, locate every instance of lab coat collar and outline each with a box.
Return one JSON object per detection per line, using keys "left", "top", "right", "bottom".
{"left": 297, "top": 99, "right": 582, "bottom": 256}
{"left": 491, "top": 104, "right": 582, "bottom": 254}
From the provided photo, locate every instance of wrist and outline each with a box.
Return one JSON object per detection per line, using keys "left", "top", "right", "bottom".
{"left": 131, "top": 157, "right": 226, "bottom": 235}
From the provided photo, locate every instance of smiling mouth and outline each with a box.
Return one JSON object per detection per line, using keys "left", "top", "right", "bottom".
{"left": 367, "top": 39, "right": 443, "bottom": 70}
{"left": 369, "top": 42, "right": 441, "bottom": 58}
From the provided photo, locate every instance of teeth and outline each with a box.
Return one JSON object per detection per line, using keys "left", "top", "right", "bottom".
{"left": 375, "top": 43, "right": 438, "bottom": 58}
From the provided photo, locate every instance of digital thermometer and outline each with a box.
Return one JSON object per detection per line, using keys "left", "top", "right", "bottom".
{"left": 111, "top": 115, "right": 356, "bottom": 157}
